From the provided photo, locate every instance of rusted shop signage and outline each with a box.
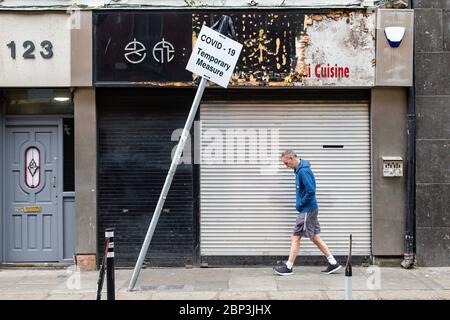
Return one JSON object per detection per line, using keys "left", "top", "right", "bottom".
{"left": 94, "top": 10, "right": 375, "bottom": 87}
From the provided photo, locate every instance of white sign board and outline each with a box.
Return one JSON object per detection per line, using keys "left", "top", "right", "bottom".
{"left": 0, "top": 13, "right": 71, "bottom": 87}
{"left": 186, "top": 25, "right": 243, "bottom": 88}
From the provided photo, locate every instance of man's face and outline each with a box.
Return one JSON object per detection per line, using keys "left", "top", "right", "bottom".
{"left": 281, "top": 156, "right": 298, "bottom": 169}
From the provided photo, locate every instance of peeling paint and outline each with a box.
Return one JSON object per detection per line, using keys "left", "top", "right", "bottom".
{"left": 194, "top": 12, "right": 306, "bottom": 86}
{"left": 326, "top": 10, "right": 346, "bottom": 20}
{"left": 192, "top": 27, "right": 198, "bottom": 81}
{"left": 293, "top": 10, "right": 375, "bottom": 86}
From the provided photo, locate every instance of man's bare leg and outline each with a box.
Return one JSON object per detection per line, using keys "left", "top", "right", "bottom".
{"left": 311, "top": 235, "right": 341, "bottom": 273}
{"left": 274, "top": 235, "right": 301, "bottom": 275}
{"left": 310, "top": 235, "right": 331, "bottom": 257}
{"left": 288, "top": 235, "right": 301, "bottom": 265}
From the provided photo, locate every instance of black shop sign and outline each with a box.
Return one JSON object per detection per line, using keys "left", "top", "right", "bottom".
{"left": 93, "top": 11, "right": 307, "bottom": 86}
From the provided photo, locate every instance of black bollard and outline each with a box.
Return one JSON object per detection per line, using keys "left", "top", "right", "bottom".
{"left": 105, "top": 228, "right": 115, "bottom": 300}
{"left": 96, "top": 237, "right": 109, "bottom": 300}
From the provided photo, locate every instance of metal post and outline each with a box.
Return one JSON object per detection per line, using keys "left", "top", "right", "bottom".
{"left": 402, "top": 86, "right": 416, "bottom": 269}
{"left": 128, "top": 77, "right": 207, "bottom": 291}
{"left": 400, "top": 0, "right": 416, "bottom": 269}
{"left": 344, "top": 234, "right": 352, "bottom": 300}
{"left": 106, "top": 228, "right": 115, "bottom": 300}
{"left": 401, "top": 0, "right": 416, "bottom": 269}
{"left": 128, "top": 14, "right": 236, "bottom": 291}
{"left": 96, "top": 237, "right": 109, "bottom": 300}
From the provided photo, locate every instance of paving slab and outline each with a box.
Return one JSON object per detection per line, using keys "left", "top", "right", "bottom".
{"left": 268, "top": 291, "right": 326, "bottom": 300}
{"left": 228, "top": 268, "right": 274, "bottom": 277}
{"left": 415, "top": 269, "right": 450, "bottom": 290}
{"left": 49, "top": 287, "right": 99, "bottom": 295}
{"left": 325, "top": 290, "right": 380, "bottom": 300}
{"left": 229, "top": 276, "right": 277, "bottom": 291}
{"left": 276, "top": 279, "right": 326, "bottom": 291}
{"left": 114, "top": 292, "right": 154, "bottom": 300}
{"left": 0, "top": 267, "right": 449, "bottom": 300}
{"left": 194, "top": 280, "right": 229, "bottom": 291}
{"left": 46, "top": 294, "right": 85, "bottom": 300}
{"left": 217, "top": 291, "right": 270, "bottom": 300}
{"left": 376, "top": 290, "right": 444, "bottom": 300}
{"left": 324, "top": 278, "right": 375, "bottom": 291}
{"left": 3, "top": 284, "right": 53, "bottom": 294}
{"left": 0, "top": 293, "right": 50, "bottom": 300}
{"left": 436, "top": 290, "right": 450, "bottom": 299}
{"left": 151, "top": 291, "right": 219, "bottom": 300}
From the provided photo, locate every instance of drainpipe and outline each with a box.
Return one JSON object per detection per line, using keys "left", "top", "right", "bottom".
{"left": 401, "top": 0, "right": 415, "bottom": 269}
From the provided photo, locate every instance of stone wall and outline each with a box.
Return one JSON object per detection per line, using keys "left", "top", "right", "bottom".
{"left": 414, "top": 0, "right": 450, "bottom": 266}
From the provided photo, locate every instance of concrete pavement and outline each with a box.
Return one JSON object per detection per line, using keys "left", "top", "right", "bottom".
{"left": 0, "top": 266, "right": 449, "bottom": 300}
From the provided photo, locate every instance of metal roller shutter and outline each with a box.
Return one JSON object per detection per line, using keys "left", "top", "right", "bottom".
{"left": 97, "top": 90, "right": 195, "bottom": 267}
{"left": 200, "top": 102, "right": 371, "bottom": 256}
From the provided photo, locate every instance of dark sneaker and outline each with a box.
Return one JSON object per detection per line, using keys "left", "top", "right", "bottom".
{"left": 273, "top": 264, "right": 293, "bottom": 276}
{"left": 321, "top": 263, "right": 342, "bottom": 274}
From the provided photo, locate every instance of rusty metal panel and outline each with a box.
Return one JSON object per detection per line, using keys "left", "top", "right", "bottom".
{"left": 375, "top": 9, "right": 413, "bottom": 87}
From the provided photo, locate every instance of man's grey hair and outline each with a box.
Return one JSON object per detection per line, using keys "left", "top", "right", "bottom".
{"left": 281, "top": 149, "right": 298, "bottom": 159}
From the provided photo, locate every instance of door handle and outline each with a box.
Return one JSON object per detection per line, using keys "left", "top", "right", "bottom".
{"left": 51, "top": 176, "right": 56, "bottom": 188}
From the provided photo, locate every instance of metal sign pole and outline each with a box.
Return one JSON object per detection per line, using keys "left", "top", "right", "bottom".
{"left": 127, "top": 14, "right": 237, "bottom": 292}
{"left": 345, "top": 234, "right": 353, "bottom": 300}
{"left": 128, "top": 77, "right": 207, "bottom": 291}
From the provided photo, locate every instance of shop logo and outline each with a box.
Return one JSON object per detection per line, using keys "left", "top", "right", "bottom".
{"left": 123, "top": 38, "right": 175, "bottom": 64}
{"left": 124, "top": 38, "right": 147, "bottom": 64}
{"left": 152, "top": 38, "right": 175, "bottom": 63}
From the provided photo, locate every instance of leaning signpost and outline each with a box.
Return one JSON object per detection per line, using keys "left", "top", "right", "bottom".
{"left": 128, "top": 16, "right": 242, "bottom": 291}
{"left": 186, "top": 24, "right": 243, "bottom": 88}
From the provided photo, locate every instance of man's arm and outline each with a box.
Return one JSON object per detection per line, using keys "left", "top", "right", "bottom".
{"left": 299, "top": 170, "right": 315, "bottom": 207}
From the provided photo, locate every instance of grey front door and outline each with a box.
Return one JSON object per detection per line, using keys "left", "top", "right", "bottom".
{"left": 5, "top": 124, "right": 60, "bottom": 262}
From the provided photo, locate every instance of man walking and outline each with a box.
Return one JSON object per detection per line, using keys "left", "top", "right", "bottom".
{"left": 274, "top": 150, "right": 341, "bottom": 276}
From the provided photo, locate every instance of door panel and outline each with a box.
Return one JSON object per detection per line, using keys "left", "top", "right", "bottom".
{"left": 5, "top": 125, "right": 59, "bottom": 262}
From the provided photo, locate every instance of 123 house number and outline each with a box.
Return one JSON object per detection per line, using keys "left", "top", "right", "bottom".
{"left": 6, "top": 40, "right": 54, "bottom": 59}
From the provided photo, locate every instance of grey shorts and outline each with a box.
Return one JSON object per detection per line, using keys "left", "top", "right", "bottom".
{"left": 292, "top": 208, "right": 321, "bottom": 238}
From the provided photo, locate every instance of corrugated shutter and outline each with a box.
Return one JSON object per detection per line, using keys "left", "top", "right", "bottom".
{"left": 200, "top": 102, "right": 371, "bottom": 256}
{"left": 97, "top": 89, "right": 195, "bottom": 267}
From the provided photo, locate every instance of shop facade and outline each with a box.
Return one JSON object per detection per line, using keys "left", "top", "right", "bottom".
{"left": 92, "top": 9, "right": 413, "bottom": 267}
{"left": 0, "top": 5, "right": 415, "bottom": 268}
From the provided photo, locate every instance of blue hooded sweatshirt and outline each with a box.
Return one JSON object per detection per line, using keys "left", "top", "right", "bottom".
{"left": 295, "top": 159, "right": 318, "bottom": 214}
